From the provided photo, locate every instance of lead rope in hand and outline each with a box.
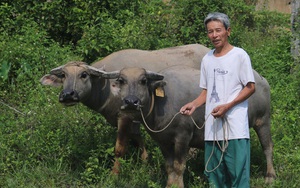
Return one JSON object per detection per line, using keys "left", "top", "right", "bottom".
{"left": 205, "top": 116, "right": 229, "bottom": 173}
{"left": 139, "top": 108, "right": 207, "bottom": 133}
{"left": 140, "top": 105, "right": 229, "bottom": 172}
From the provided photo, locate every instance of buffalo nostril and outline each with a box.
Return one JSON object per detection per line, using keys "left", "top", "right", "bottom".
{"left": 70, "top": 91, "right": 75, "bottom": 96}
{"left": 125, "top": 99, "right": 130, "bottom": 105}
{"left": 123, "top": 95, "right": 141, "bottom": 109}
{"left": 125, "top": 98, "right": 139, "bottom": 106}
{"left": 63, "top": 91, "right": 74, "bottom": 97}
{"left": 59, "top": 89, "right": 80, "bottom": 103}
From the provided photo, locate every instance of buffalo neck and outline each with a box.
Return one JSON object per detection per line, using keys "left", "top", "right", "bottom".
{"left": 142, "top": 91, "right": 157, "bottom": 129}
{"left": 81, "top": 77, "right": 120, "bottom": 126}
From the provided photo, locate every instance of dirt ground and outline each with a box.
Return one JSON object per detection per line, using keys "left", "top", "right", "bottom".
{"left": 256, "top": 0, "right": 291, "bottom": 14}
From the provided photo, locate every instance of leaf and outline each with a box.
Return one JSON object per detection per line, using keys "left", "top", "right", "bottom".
{"left": 0, "top": 61, "right": 11, "bottom": 80}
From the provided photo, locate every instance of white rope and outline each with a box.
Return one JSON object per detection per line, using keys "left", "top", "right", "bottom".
{"left": 205, "top": 116, "right": 229, "bottom": 173}
{"left": 140, "top": 106, "right": 228, "bottom": 173}
{"left": 139, "top": 108, "right": 205, "bottom": 133}
{"left": 140, "top": 109, "right": 181, "bottom": 133}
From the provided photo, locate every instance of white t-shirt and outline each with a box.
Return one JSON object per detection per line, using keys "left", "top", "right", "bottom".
{"left": 200, "top": 47, "right": 255, "bottom": 141}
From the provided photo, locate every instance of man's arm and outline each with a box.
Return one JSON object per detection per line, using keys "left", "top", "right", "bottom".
{"left": 211, "top": 82, "right": 255, "bottom": 118}
{"left": 180, "top": 89, "right": 207, "bottom": 116}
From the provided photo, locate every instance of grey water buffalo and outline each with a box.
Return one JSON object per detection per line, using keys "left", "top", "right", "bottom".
{"left": 103, "top": 66, "right": 276, "bottom": 187}
{"left": 40, "top": 44, "right": 210, "bottom": 173}
{"left": 93, "top": 43, "right": 209, "bottom": 71}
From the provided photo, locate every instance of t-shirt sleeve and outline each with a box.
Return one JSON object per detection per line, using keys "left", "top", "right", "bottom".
{"left": 200, "top": 59, "right": 207, "bottom": 89}
{"left": 239, "top": 51, "right": 255, "bottom": 86}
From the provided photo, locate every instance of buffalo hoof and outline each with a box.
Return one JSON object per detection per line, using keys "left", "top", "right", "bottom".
{"left": 111, "top": 160, "right": 120, "bottom": 175}
{"left": 265, "top": 173, "right": 276, "bottom": 184}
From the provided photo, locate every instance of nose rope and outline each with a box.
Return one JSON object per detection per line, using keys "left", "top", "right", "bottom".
{"left": 205, "top": 116, "right": 229, "bottom": 173}
{"left": 139, "top": 108, "right": 206, "bottom": 133}
{"left": 144, "top": 93, "right": 155, "bottom": 118}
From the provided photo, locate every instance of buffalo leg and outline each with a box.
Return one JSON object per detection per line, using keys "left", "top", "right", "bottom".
{"left": 164, "top": 152, "right": 179, "bottom": 188}
{"left": 253, "top": 118, "right": 276, "bottom": 183}
{"left": 172, "top": 140, "right": 190, "bottom": 188}
{"left": 130, "top": 121, "right": 148, "bottom": 161}
{"left": 112, "top": 117, "right": 131, "bottom": 174}
{"left": 159, "top": 145, "right": 177, "bottom": 188}
{"left": 161, "top": 142, "right": 189, "bottom": 188}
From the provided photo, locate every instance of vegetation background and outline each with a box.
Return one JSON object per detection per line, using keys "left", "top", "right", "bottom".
{"left": 0, "top": 0, "right": 299, "bottom": 187}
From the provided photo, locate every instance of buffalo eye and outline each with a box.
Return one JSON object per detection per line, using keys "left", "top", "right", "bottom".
{"left": 80, "top": 72, "right": 88, "bottom": 79}
{"left": 140, "top": 77, "right": 147, "bottom": 85}
{"left": 116, "top": 77, "right": 126, "bottom": 85}
{"left": 58, "top": 72, "right": 65, "bottom": 79}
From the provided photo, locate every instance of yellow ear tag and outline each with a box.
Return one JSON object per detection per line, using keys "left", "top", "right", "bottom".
{"left": 155, "top": 87, "right": 165, "bottom": 97}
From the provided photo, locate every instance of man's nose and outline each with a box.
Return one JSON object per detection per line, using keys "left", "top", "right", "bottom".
{"left": 212, "top": 31, "right": 218, "bottom": 37}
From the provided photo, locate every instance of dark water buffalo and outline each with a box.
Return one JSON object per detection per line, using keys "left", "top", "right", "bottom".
{"left": 40, "top": 44, "right": 210, "bottom": 173}
{"left": 103, "top": 66, "right": 276, "bottom": 187}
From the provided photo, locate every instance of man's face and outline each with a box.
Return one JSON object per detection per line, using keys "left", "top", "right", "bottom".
{"left": 206, "top": 20, "right": 230, "bottom": 49}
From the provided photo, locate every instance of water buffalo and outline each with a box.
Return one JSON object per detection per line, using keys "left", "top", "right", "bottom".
{"left": 93, "top": 43, "right": 209, "bottom": 71}
{"left": 40, "top": 44, "right": 210, "bottom": 173}
{"left": 103, "top": 66, "right": 276, "bottom": 187}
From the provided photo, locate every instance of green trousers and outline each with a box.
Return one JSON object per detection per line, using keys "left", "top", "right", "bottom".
{"left": 204, "top": 139, "right": 250, "bottom": 188}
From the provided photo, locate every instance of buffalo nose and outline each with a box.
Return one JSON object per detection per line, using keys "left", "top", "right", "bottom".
{"left": 59, "top": 89, "right": 80, "bottom": 103}
{"left": 123, "top": 95, "right": 141, "bottom": 110}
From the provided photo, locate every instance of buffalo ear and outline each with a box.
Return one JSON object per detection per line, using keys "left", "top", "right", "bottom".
{"left": 145, "top": 70, "right": 164, "bottom": 80}
{"left": 50, "top": 65, "right": 64, "bottom": 75}
{"left": 150, "top": 80, "right": 166, "bottom": 90}
{"left": 40, "top": 74, "right": 63, "bottom": 87}
{"left": 150, "top": 80, "right": 167, "bottom": 98}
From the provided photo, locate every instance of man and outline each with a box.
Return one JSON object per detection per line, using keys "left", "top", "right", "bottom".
{"left": 180, "top": 12, "right": 255, "bottom": 187}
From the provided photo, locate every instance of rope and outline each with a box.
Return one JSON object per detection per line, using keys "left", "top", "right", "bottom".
{"left": 140, "top": 109, "right": 181, "bottom": 133}
{"left": 139, "top": 108, "right": 206, "bottom": 133}
{"left": 205, "top": 116, "right": 229, "bottom": 173}
{"left": 140, "top": 106, "right": 228, "bottom": 173}
{"left": 145, "top": 94, "right": 155, "bottom": 118}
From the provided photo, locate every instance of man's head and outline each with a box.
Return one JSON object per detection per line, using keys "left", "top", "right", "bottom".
{"left": 204, "top": 12, "right": 230, "bottom": 31}
{"left": 204, "top": 12, "right": 231, "bottom": 49}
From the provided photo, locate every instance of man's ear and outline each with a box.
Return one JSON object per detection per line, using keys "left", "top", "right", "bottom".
{"left": 40, "top": 74, "right": 63, "bottom": 87}
{"left": 227, "top": 27, "right": 231, "bottom": 37}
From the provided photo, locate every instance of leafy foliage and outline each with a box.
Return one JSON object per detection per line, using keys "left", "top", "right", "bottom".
{"left": 0, "top": 0, "right": 299, "bottom": 187}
